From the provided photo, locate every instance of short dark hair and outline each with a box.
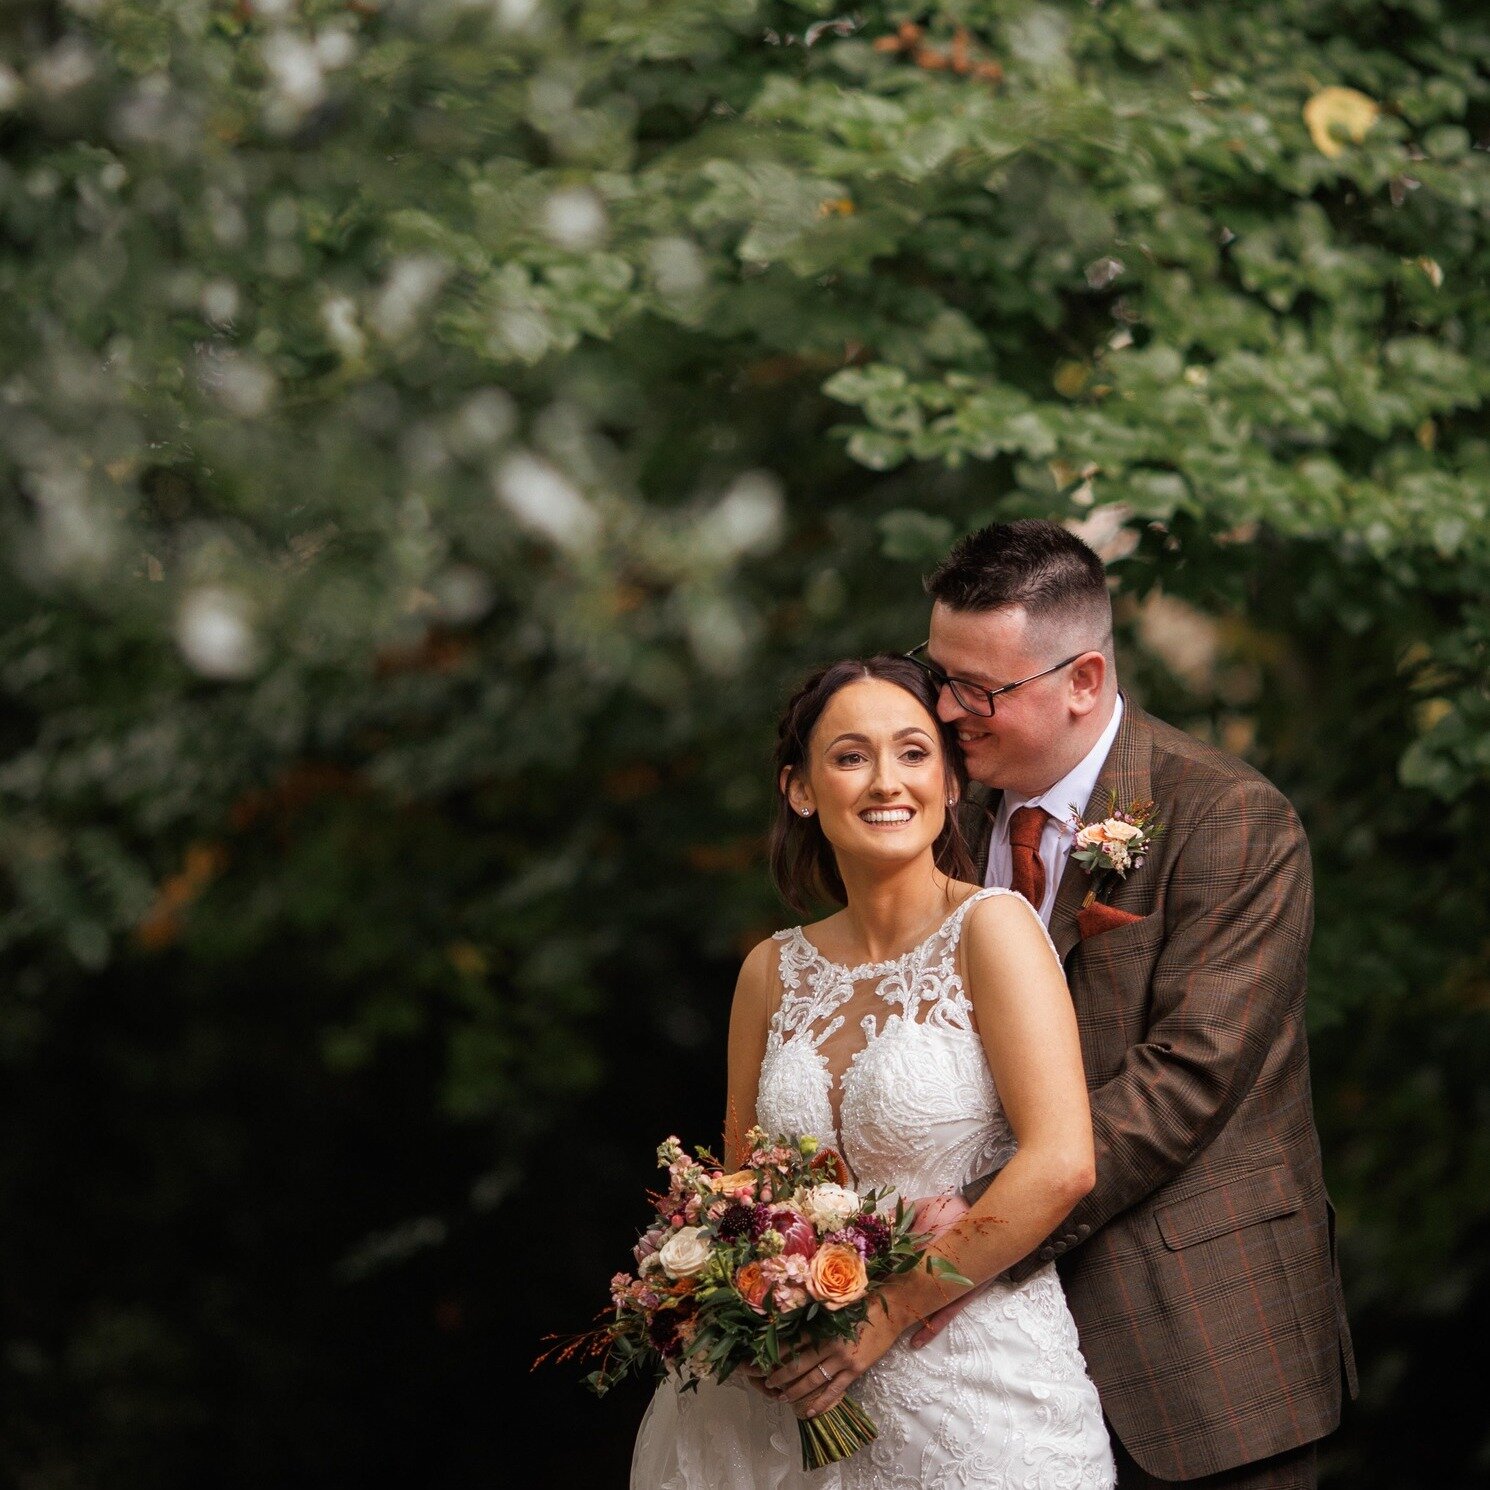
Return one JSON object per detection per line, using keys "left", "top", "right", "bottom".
{"left": 769, "top": 656, "right": 972, "bottom": 916}
{"left": 924, "top": 519, "right": 1112, "bottom": 651}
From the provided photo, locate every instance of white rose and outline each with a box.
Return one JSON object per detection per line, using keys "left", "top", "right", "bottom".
{"left": 1103, "top": 819, "right": 1143, "bottom": 842}
{"left": 657, "top": 1225, "right": 712, "bottom": 1279}
{"left": 800, "top": 1183, "right": 861, "bottom": 1233}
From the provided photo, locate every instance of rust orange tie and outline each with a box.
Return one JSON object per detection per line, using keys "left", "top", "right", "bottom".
{"left": 1007, "top": 805, "right": 1049, "bottom": 910}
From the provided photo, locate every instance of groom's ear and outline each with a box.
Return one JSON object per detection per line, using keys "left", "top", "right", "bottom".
{"left": 1068, "top": 651, "right": 1107, "bottom": 710}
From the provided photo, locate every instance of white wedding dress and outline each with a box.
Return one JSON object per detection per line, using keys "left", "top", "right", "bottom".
{"left": 631, "top": 888, "right": 1115, "bottom": 1490}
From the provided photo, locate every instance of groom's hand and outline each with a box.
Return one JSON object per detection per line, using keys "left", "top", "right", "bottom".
{"left": 907, "top": 1191, "right": 998, "bottom": 1350}
{"left": 908, "top": 1280, "right": 996, "bottom": 1349}
{"left": 910, "top": 1191, "right": 969, "bottom": 1238}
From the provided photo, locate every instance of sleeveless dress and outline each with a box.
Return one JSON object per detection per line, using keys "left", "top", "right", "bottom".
{"left": 631, "top": 887, "right": 1115, "bottom": 1490}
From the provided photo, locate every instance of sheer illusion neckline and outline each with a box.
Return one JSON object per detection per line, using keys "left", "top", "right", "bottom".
{"left": 789, "top": 890, "right": 987, "bottom": 981}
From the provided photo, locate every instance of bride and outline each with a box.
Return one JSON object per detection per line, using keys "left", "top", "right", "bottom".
{"left": 631, "top": 655, "right": 1115, "bottom": 1489}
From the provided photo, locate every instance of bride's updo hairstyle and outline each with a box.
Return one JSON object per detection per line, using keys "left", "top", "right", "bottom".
{"left": 770, "top": 655, "right": 973, "bottom": 915}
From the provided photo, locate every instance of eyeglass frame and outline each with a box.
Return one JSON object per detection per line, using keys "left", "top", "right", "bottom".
{"left": 904, "top": 642, "right": 1089, "bottom": 717}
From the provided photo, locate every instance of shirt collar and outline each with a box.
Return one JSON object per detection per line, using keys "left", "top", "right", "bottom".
{"left": 999, "top": 694, "right": 1124, "bottom": 836}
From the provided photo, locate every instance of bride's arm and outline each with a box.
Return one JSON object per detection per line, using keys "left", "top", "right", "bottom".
{"left": 722, "top": 939, "right": 775, "bottom": 1169}
{"left": 762, "top": 895, "right": 1093, "bottom": 1419}
{"left": 883, "top": 893, "right": 1094, "bottom": 1330}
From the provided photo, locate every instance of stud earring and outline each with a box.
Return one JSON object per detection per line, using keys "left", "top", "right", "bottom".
{"left": 798, "top": 807, "right": 813, "bottom": 818}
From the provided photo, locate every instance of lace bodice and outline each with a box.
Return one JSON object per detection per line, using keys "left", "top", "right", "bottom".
{"left": 755, "top": 887, "right": 1032, "bottom": 1200}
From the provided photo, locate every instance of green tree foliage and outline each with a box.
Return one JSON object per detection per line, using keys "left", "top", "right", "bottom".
{"left": 2, "top": 0, "right": 1488, "bottom": 1482}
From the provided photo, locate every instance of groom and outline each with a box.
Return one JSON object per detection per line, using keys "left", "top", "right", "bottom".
{"left": 907, "top": 521, "right": 1356, "bottom": 1489}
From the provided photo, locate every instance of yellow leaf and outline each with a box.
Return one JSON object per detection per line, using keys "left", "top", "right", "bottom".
{"left": 1416, "top": 256, "right": 1444, "bottom": 289}
{"left": 1303, "top": 87, "right": 1379, "bottom": 158}
{"left": 817, "top": 198, "right": 855, "bottom": 218}
{"left": 447, "top": 942, "right": 488, "bottom": 978}
{"left": 1416, "top": 697, "right": 1453, "bottom": 732}
{"left": 1053, "top": 361, "right": 1090, "bottom": 398}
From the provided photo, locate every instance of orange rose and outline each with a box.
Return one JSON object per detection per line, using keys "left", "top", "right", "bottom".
{"left": 734, "top": 1261, "right": 771, "bottom": 1313}
{"left": 806, "top": 1243, "right": 869, "bottom": 1311}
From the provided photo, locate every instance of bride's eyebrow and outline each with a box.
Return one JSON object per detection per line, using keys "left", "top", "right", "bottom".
{"left": 823, "top": 728, "right": 935, "bottom": 748}
{"left": 828, "top": 724, "right": 929, "bottom": 745}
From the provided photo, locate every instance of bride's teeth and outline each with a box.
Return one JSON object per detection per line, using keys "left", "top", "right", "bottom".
{"left": 862, "top": 809, "right": 913, "bottom": 823}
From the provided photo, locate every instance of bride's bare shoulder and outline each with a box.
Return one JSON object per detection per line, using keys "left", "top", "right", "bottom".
{"left": 735, "top": 935, "right": 777, "bottom": 987}
{"left": 962, "top": 888, "right": 1056, "bottom": 960}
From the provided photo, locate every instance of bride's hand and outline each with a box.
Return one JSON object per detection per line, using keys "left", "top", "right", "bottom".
{"left": 760, "top": 1301, "right": 905, "bottom": 1420}
{"left": 759, "top": 1192, "right": 970, "bottom": 1413}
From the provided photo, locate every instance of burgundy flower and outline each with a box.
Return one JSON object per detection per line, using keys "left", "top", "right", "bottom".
{"left": 715, "top": 1202, "right": 753, "bottom": 1242}
{"left": 647, "top": 1302, "right": 693, "bottom": 1359}
{"left": 849, "top": 1214, "right": 892, "bottom": 1257}
{"left": 825, "top": 1227, "right": 869, "bottom": 1259}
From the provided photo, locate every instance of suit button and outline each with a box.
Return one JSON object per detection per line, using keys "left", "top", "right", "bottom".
{"left": 1037, "top": 1246, "right": 1056, "bottom": 1261}
{"left": 1076, "top": 1223, "right": 1091, "bottom": 1239}
{"left": 1052, "top": 1240, "right": 1067, "bottom": 1254}
{"left": 1063, "top": 1234, "right": 1077, "bottom": 1245}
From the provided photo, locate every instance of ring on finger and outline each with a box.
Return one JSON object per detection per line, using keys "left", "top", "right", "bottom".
{"left": 816, "top": 1363, "right": 831, "bottom": 1386}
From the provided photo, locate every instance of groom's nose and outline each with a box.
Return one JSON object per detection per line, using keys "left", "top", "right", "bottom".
{"left": 935, "top": 684, "right": 968, "bottom": 724}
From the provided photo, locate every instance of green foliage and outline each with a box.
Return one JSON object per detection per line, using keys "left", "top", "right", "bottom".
{"left": 3, "top": 0, "right": 1489, "bottom": 1481}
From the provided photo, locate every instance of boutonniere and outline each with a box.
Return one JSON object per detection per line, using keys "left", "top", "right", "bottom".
{"left": 1068, "top": 794, "right": 1166, "bottom": 913}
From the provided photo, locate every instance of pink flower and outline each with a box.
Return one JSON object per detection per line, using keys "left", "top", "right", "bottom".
{"left": 761, "top": 1253, "right": 811, "bottom": 1312}
{"left": 769, "top": 1208, "right": 819, "bottom": 1259}
{"left": 633, "top": 1226, "right": 666, "bottom": 1266}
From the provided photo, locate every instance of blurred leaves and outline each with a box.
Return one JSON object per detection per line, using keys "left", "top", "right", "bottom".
{"left": 1, "top": 0, "right": 1489, "bottom": 1482}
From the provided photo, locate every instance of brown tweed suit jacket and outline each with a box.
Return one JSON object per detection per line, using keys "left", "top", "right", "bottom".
{"left": 964, "top": 699, "right": 1357, "bottom": 1481}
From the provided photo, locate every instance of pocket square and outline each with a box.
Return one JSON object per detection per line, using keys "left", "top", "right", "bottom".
{"left": 1076, "top": 902, "right": 1146, "bottom": 941}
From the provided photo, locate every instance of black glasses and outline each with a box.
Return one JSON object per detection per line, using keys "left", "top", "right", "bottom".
{"left": 905, "top": 643, "right": 1086, "bottom": 717}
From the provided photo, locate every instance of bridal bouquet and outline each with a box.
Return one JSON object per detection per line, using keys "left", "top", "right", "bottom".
{"left": 565, "top": 1127, "right": 965, "bottom": 1471}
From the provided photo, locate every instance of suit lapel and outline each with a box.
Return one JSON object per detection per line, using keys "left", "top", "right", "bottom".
{"left": 1049, "top": 696, "right": 1154, "bottom": 962}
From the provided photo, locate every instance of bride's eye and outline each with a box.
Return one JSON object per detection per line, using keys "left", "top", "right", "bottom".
{"left": 901, "top": 747, "right": 931, "bottom": 764}
{"left": 833, "top": 751, "right": 867, "bottom": 766}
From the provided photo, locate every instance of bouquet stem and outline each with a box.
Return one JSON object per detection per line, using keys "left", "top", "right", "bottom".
{"left": 798, "top": 1395, "right": 877, "bottom": 1470}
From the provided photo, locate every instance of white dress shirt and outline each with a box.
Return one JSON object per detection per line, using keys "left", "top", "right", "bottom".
{"left": 982, "top": 696, "right": 1124, "bottom": 926}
